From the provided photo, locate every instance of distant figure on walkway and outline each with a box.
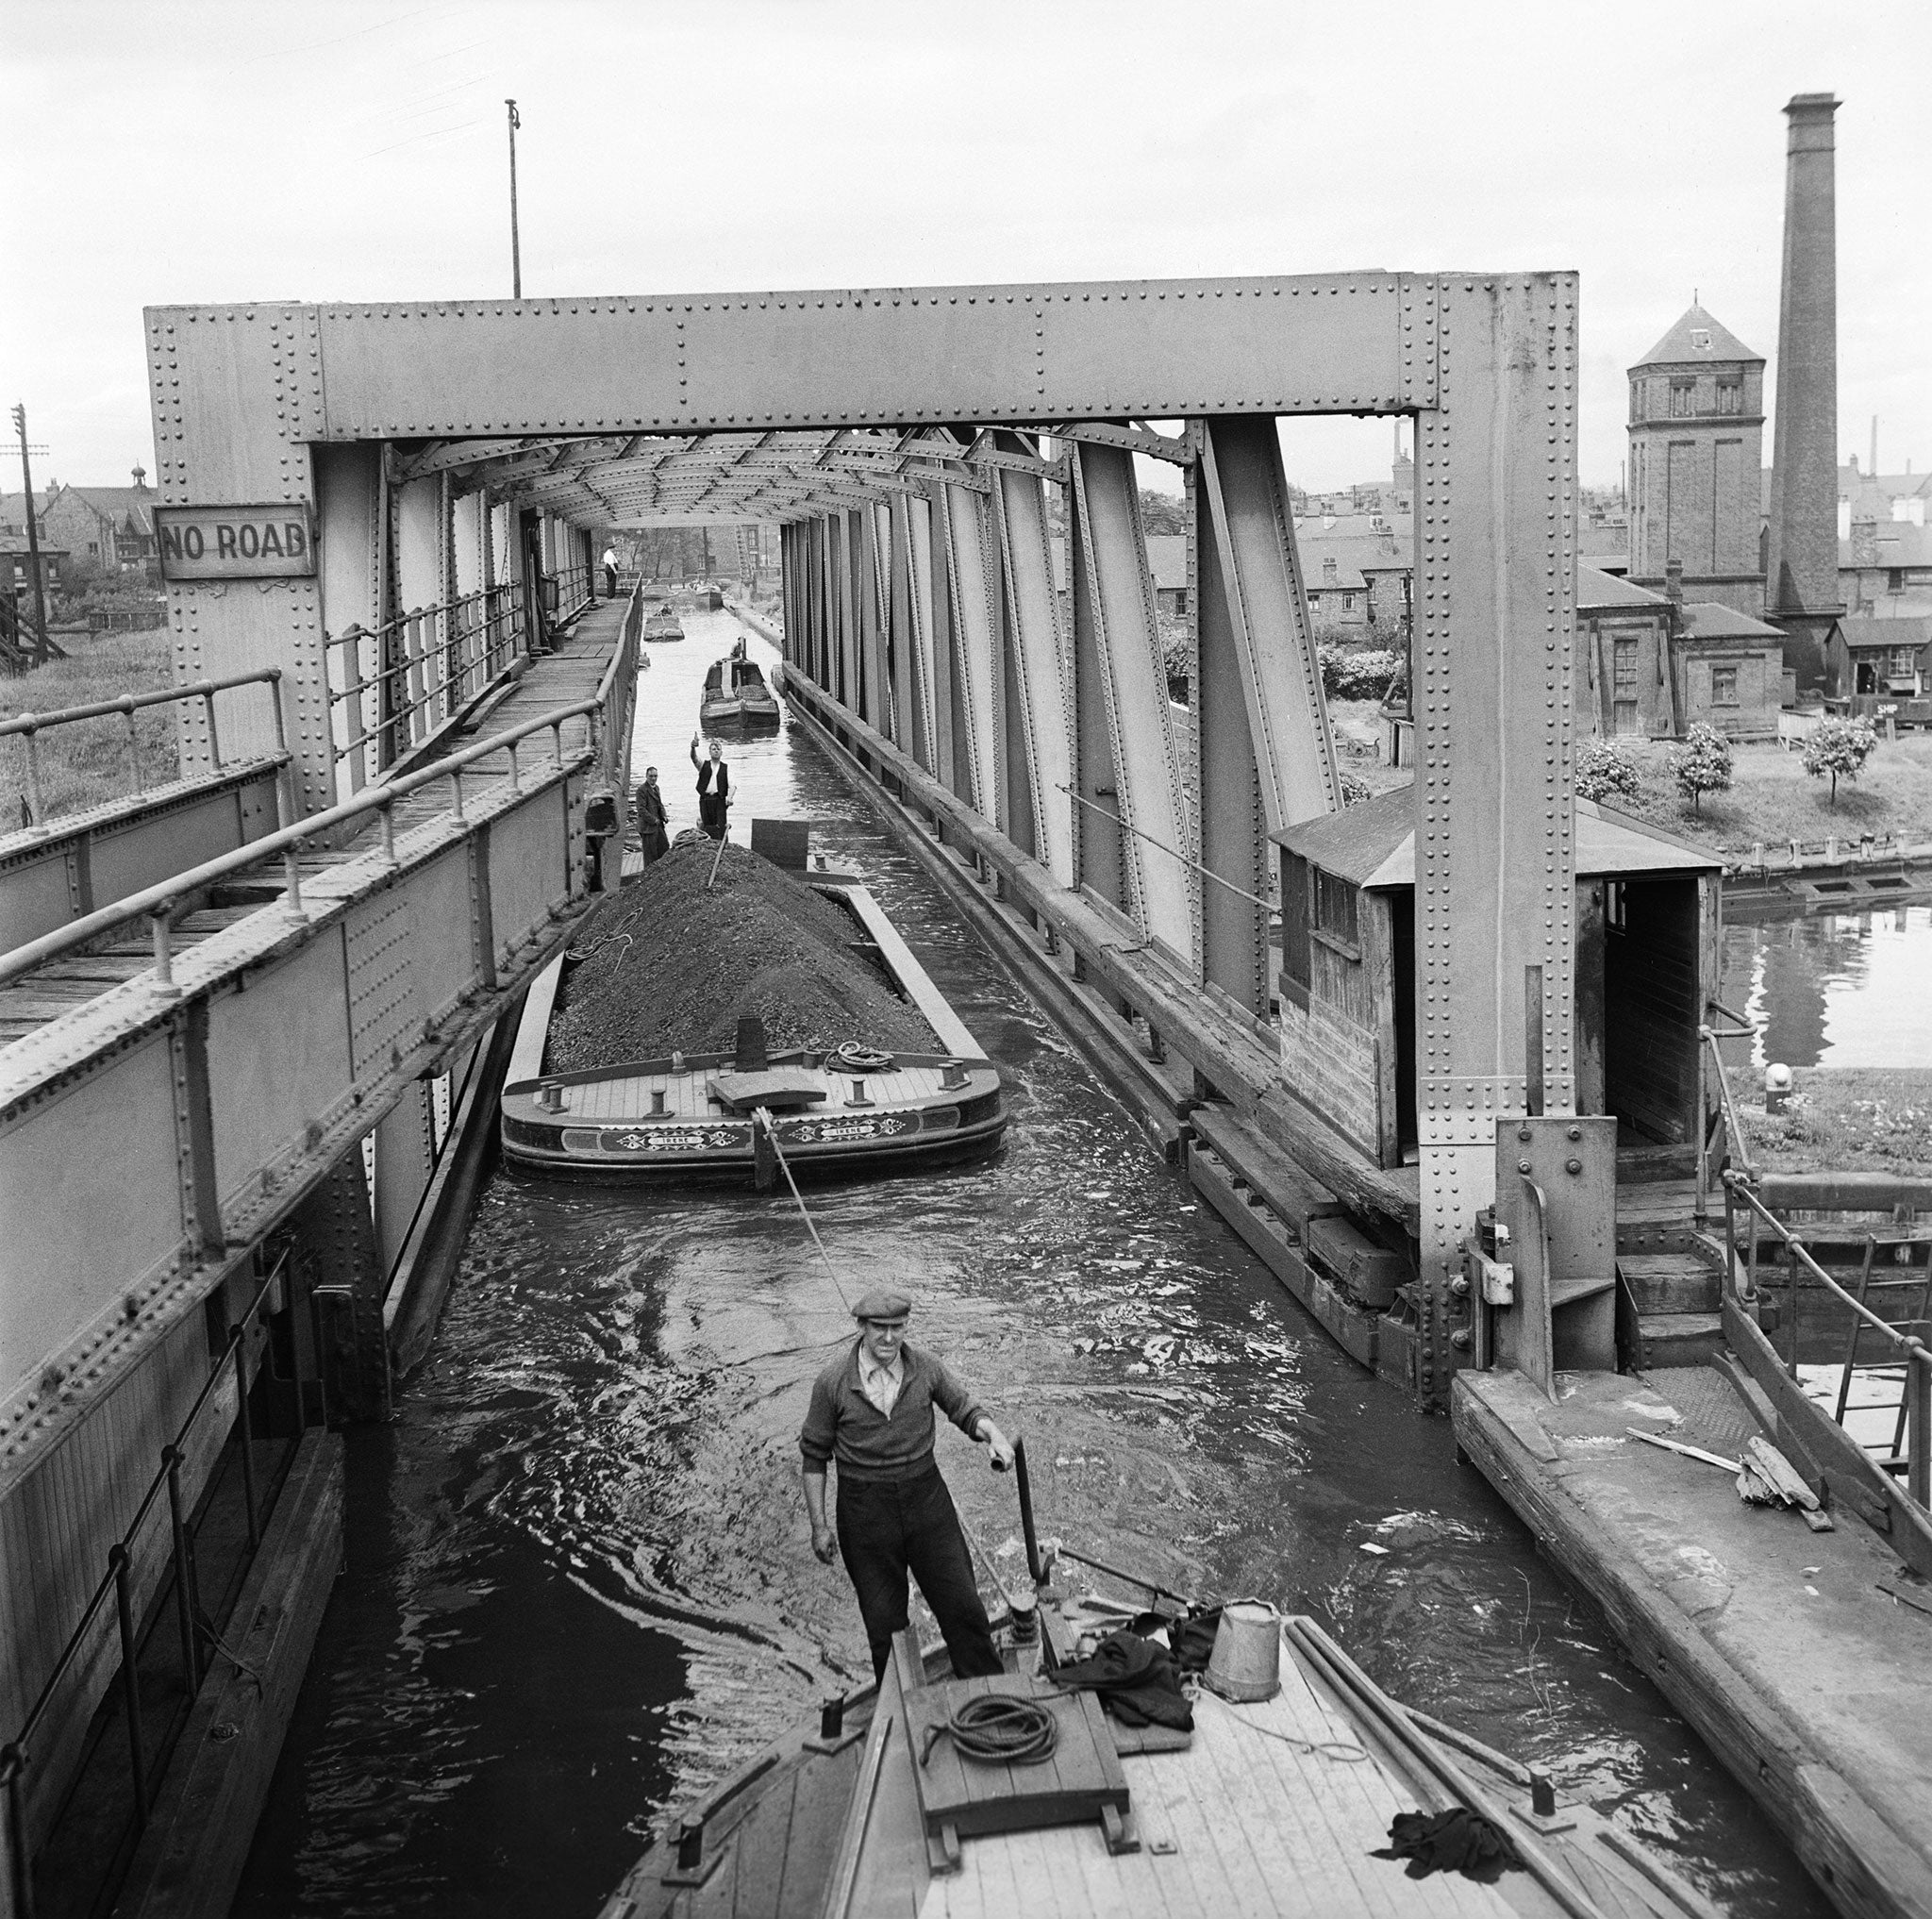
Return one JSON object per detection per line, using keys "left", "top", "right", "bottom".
{"left": 691, "top": 734, "right": 729, "bottom": 841}
{"left": 634, "top": 765, "right": 670, "bottom": 864}
{"left": 602, "top": 544, "right": 619, "bottom": 600}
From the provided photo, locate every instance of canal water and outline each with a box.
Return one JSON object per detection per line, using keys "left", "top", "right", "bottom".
{"left": 237, "top": 610, "right": 1828, "bottom": 1919}
{"left": 1720, "top": 903, "right": 1932, "bottom": 1072}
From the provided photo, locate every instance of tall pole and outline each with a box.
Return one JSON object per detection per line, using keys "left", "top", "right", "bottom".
{"left": 506, "top": 99, "right": 523, "bottom": 300}
{"left": 10, "top": 404, "right": 49, "bottom": 662}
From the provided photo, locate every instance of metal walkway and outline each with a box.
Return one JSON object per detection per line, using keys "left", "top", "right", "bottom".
{"left": 0, "top": 597, "right": 637, "bottom": 1491}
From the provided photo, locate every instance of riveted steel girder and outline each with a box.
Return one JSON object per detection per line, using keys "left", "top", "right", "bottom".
{"left": 1066, "top": 443, "right": 1191, "bottom": 959}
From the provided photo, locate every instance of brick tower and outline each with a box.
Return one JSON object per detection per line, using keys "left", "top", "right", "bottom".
{"left": 1765, "top": 93, "right": 1844, "bottom": 692}
{"left": 1627, "top": 304, "right": 1767, "bottom": 616}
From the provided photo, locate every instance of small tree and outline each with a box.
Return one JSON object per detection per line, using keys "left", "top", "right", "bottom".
{"left": 1801, "top": 715, "right": 1878, "bottom": 809}
{"left": 1575, "top": 737, "right": 1641, "bottom": 805}
{"left": 1672, "top": 723, "right": 1733, "bottom": 815}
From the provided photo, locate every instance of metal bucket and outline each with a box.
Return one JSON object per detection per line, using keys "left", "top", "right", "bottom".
{"left": 1204, "top": 1599, "right": 1281, "bottom": 1702}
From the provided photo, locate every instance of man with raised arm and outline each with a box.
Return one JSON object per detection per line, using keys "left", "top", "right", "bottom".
{"left": 800, "top": 1289, "right": 1013, "bottom": 1680}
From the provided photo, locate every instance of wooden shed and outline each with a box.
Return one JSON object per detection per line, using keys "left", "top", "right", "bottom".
{"left": 1273, "top": 792, "right": 1722, "bottom": 1169}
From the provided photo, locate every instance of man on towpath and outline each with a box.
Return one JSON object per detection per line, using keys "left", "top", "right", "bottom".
{"left": 800, "top": 1289, "right": 1012, "bottom": 1680}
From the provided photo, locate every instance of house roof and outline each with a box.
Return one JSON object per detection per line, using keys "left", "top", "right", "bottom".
{"left": 1143, "top": 534, "right": 1187, "bottom": 591}
{"left": 1578, "top": 566, "right": 1665, "bottom": 611}
{"left": 1297, "top": 530, "right": 1408, "bottom": 593}
{"left": 1632, "top": 303, "right": 1763, "bottom": 371}
{"left": 58, "top": 485, "right": 157, "bottom": 535}
{"left": 1272, "top": 793, "right": 1719, "bottom": 890}
{"left": 0, "top": 532, "right": 69, "bottom": 557}
{"left": 1677, "top": 602, "right": 1784, "bottom": 640}
{"left": 1840, "top": 616, "right": 1932, "bottom": 655}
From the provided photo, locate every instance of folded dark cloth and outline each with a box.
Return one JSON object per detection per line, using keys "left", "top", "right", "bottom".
{"left": 1373, "top": 1808, "right": 1522, "bottom": 1883}
{"left": 1046, "top": 1629, "right": 1194, "bottom": 1730}
{"left": 1167, "top": 1607, "right": 1222, "bottom": 1675}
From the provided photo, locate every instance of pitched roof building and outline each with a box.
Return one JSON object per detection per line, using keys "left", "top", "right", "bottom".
{"left": 1627, "top": 303, "right": 1767, "bottom": 620}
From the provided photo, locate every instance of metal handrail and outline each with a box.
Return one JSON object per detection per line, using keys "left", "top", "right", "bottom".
{"left": 2, "top": 669, "right": 288, "bottom": 830}
{"left": 1722, "top": 1170, "right": 1931, "bottom": 1507}
{"left": 0, "top": 1249, "right": 290, "bottom": 1899}
{"left": 1, "top": 698, "right": 601, "bottom": 990}
{"left": 327, "top": 583, "right": 525, "bottom": 783}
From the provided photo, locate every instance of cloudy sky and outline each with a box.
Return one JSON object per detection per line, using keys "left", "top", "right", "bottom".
{"left": 3, "top": 0, "right": 1924, "bottom": 494}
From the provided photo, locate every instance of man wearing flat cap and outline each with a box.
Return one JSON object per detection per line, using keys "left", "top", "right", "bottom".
{"left": 800, "top": 1288, "right": 1014, "bottom": 1680}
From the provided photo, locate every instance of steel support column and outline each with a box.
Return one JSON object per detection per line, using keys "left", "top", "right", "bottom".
{"left": 889, "top": 497, "right": 917, "bottom": 757}
{"left": 905, "top": 496, "right": 940, "bottom": 777}
{"left": 1412, "top": 276, "right": 1578, "bottom": 1403}
{"left": 858, "top": 504, "right": 889, "bottom": 735}
{"left": 1066, "top": 443, "right": 1191, "bottom": 958}
{"left": 940, "top": 483, "right": 999, "bottom": 819}
{"left": 991, "top": 455, "right": 1073, "bottom": 887}
{"left": 315, "top": 442, "right": 387, "bottom": 796}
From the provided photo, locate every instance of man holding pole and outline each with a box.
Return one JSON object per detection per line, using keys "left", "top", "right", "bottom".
{"left": 801, "top": 1290, "right": 1013, "bottom": 1680}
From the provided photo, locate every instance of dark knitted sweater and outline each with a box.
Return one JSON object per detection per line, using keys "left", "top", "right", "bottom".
{"left": 799, "top": 1340, "right": 986, "bottom": 1481}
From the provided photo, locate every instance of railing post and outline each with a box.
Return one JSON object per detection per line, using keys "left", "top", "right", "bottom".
{"left": 341, "top": 626, "right": 369, "bottom": 794}
{"left": 162, "top": 1446, "right": 202, "bottom": 1693}
{"left": 1908, "top": 1342, "right": 1931, "bottom": 1509}
{"left": 1, "top": 1743, "right": 32, "bottom": 1919}
{"left": 281, "top": 840, "right": 308, "bottom": 924}
{"left": 110, "top": 1546, "right": 150, "bottom": 1828}
{"left": 379, "top": 795, "right": 397, "bottom": 868}
{"left": 448, "top": 767, "right": 465, "bottom": 824}
{"left": 148, "top": 906, "right": 180, "bottom": 1001}
{"left": 507, "top": 740, "right": 521, "bottom": 792}
{"left": 232, "top": 1327, "right": 259, "bottom": 1551}
{"left": 1786, "top": 1238, "right": 1803, "bottom": 1380}
{"left": 201, "top": 688, "right": 221, "bottom": 770}
{"left": 406, "top": 609, "right": 426, "bottom": 743}
{"left": 22, "top": 723, "right": 44, "bottom": 827}
{"left": 124, "top": 697, "right": 144, "bottom": 796}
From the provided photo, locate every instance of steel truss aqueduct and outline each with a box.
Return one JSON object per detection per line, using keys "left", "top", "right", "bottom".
{"left": 0, "top": 270, "right": 1575, "bottom": 1893}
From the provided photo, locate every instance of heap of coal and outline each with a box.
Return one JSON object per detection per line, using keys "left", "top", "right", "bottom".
{"left": 545, "top": 839, "right": 941, "bottom": 1072}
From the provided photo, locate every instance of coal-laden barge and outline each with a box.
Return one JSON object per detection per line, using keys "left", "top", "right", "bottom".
{"left": 500, "top": 826, "right": 1007, "bottom": 1179}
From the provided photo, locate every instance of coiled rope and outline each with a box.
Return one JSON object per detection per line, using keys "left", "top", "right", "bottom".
{"left": 919, "top": 1694, "right": 1058, "bottom": 1768}
{"left": 829, "top": 1041, "right": 895, "bottom": 1074}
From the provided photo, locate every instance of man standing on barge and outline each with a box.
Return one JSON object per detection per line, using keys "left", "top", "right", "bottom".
{"left": 801, "top": 1290, "right": 1012, "bottom": 1680}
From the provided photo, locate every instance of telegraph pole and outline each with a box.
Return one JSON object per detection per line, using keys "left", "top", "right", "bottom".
{"left": 10, "top": 404, "right": 49, "bottom": 663}
{"left": 506, "top": 99, "right": 523, "bottom": 299}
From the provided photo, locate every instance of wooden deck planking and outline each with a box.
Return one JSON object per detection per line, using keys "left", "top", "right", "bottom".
{"left": 924, "top": 1656, "right": 1520, "bottom": 1919}
{"left": 725, "top": 1763, "right": 800, "bottom": 1919}
{"left": 774, "top": 1739, "right": 863, "bottom": 1918}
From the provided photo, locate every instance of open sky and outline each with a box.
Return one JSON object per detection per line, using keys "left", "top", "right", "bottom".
{"left": 2, "top": 0, "right": 1924, "bottom": 494}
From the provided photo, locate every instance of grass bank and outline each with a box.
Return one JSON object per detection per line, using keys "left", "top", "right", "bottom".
{"left": 1737, "top": 1066, "right": 1932, "bottom": 1177}
{"left": 0, "top": 629, "right": 178, "bottom": 827}
{"left": 1604, "top": 733, "right": 1932, "bottom": 859}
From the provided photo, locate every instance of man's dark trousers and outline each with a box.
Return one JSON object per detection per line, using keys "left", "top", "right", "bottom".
{"left": 835, "top": 1462, "right": 1003, "bottom": 1680}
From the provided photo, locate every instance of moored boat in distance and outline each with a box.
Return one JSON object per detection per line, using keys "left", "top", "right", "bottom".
{"left": 700, "top": 643, "right": 782, "bottom": 729}
{"left": 644, "top": 602, "right": 685, "bottom": 641}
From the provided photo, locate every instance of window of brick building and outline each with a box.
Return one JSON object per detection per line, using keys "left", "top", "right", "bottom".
{"left": 1890, "top": 569, "right": 1906, "bottom": 592}
{"left": 1710, "top": 665, "right": 1739, "bottom": 706}
{"left": 1716, "top": 378, "right": 1741, "bottom": 414}
{"left": 1669, "top": 380, "right": 1694, "bottom": 417}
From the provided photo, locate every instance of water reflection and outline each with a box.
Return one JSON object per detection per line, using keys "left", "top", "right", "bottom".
{"left": 237, "top": 612, "right": 1824, "bottom": 1919}
{"left": 1719, "top": 904, "right": 1932, "bottom": 1070}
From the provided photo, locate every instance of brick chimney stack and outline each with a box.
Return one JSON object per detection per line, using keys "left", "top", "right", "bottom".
{"left": 1765, "top": 92, "right": 1844, "bottom": 692}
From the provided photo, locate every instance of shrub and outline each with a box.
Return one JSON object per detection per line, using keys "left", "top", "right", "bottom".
{"left": 1319, "top": 645, "right": 1404, "bottom": 702}
{"left": 1800, "top": 715, "right": 1879, "bottom": 809}
{"left": 1574, "top": 738, "right": 1640, "bottom": 804}
{"left": 1339, "top": 767, "right": 1373, "bottom": 808}
{"left": 1672, "top": 723, "right": 1733, "bottom": 815}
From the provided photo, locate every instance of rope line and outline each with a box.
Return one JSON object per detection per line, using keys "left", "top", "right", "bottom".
{"left": 754, "top": 1108, "right": 855, "bottom": 1313}
{"left": 919, "top": 1694, "right": 1058, "bottom": 1768}
{"left": 1191, "top": 1687, "right": 1368, "bottom": 1762}
{"left": 1053, "top": 782, "right": 1276, "bottom": 912}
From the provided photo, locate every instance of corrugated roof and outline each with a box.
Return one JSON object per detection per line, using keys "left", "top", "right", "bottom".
{"left": 1632, "top": 303, "right": 1763, "bottom": 370}
{"left": 1272, "top": 793, "right": 1720, "bottom": 888}
{"left": 1578, "top": 566, "right": 1665, "bottom": 611}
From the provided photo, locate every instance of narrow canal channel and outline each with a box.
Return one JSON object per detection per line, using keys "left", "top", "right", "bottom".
{"left": 236, "top": 612, "right": 1830, "bottom": 1919}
